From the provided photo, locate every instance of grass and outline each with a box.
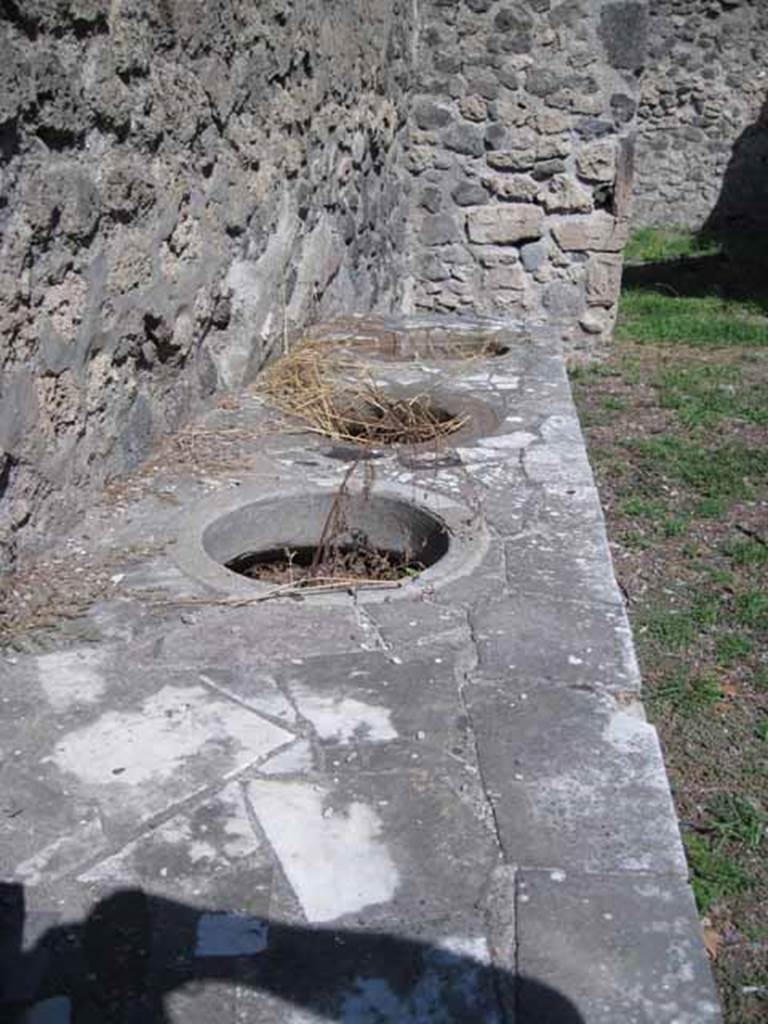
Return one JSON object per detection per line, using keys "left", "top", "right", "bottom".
{"left": 617, "top": 227, "right": 768, "bottom": 348}
{"left": 647, "top": 671, "right": 723, "bottom": 717}
{"left": 722, "top": 539, "right": 768, "bottom": 569}
{"left": 570, "top": 227, "right": 768, "bottom": 1022}
{"left": 626, "top": 436, "right": 768, "bottom": 503}
{"left": 655, "top": 363, "right": 768, "bottom": 429}
{"left": 716, "top": 635, "right": 754, "bottom": 667}
{"left": 684, "top": 833, "right": 752, "bottom": 915}
{"left": 616, "top": 292, "right": 768, "bottom": 347}
{"left": 735, "top": 592, "right": 768, "bottom": 631}
{"left": 623, "top": 227, "right": 721, "bottom": 265}
{"left": 640, "top": 608, "right": 698, "bottom": 649}
{"left": 709, "top": 795, "right": 766, "bottom": 850}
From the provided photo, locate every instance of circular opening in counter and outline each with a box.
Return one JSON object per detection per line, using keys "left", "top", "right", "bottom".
{"left": 334, "top": 394, "right": 463, "bottom": 446}
{"left": 204, "top": 492, "right": 450, "bottom": 590}
{"left": 328, "top": 390, "right": 501, "bottom": 452}
{"left": 259, "top": 347, "right": 500, "bottom": 449}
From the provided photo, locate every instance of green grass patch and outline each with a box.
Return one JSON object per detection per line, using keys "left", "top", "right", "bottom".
{"left": 623, "top": 228, "right": 720, "bottom": 265}
{"left": 567, "top": 362, "right": 619, "bottom": 382}
{"left": 627, "top": 436, "right": 768, "bottom": 504}
{"left": 640, "top": 608, "right": 698, "bottom": 650}
{"left": 734, "top": 591, "right": 768, "bottom": 631}
{"left": 654, "top": 363, "right": 768, "bottom": 428}
{"left": 715, "top": 634, "right": 754, "bottom": 667}
{"left": 624, "top": 227, "right": 767, "bottom": 268}
{"left": 708, "top": 568, "right": 736, "bottom": 588}
{"left": 685, "top": 794, "right": 764, "bottom": 914}
{"left": 692, "top": 594, "right": 722, "bottom": 629}
{"left": 663, "top": 515, "right": 689, "bottom": 538}
{"left": 648, "top": 671, "right": 723, "bottom": 717}
{"left": 621, "top": 530, "right": 651, "bottom": 551}
{"left": 621, "top": 497, "right": 667, "bottom": 520}
{"left": 696, "top": 497, "right": 729, "bottom": 519}
{"left": 722, "top": 539, "right": 768, "bottom": 569}
{"left": 709, "top": 795, "right": 766, "bottom": 851}
{"left": 684, "top": 833, "right": 753, "bottom": 913}
{"left": 616, "top": 291, "right": 768, "bottom": 347}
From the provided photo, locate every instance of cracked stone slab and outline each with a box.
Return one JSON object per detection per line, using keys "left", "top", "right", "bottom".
{"left": 361, "top": 599, "right": 471, "bottom": 655}
{"left": 47, "top": 683, "right": 294, "bottom": 827}
{"left": 165, "top": 982, "right": 238, "bottom": 1024}
{"left": 471, "top": 590, "right": 641, "bottom": 694}
{"left": 34, "top": 647, "right": 110, "bottom": 713}
{"left": 259, "top": 739, "right": 314, "bottom": 776}
{"left": 3, "top": 892, "right": 247, "bottom": 1024}
{"left": 294, "top": 760, "right": 499, "bottom": 931}
{"left": 150, "top": 602, "right": 375, "bottom": 665}
{"left": 11, "top": 812, "right": 109, "bottom": 889}
{"left": 196, "top": 667, "right": 298, "bottom": 727}
{"left": 0, "top": 318, "right": 717, "bottom": 1021}
{"left": 4, "top": 680, "right": 296, "bottom": 884}
{"left": 481, "top": 483, "right": 623, "bottom": 608}
{"left": 268, "top": 650, "right": 466, "bottom": 734}
{"left": 516, "top": 869, "right": 722, "bottom": 1023}
{"left": 245, "top": 778, "right": 400, "bottom": 924}
{"left": 0, "top": 657, "right": 118, "bottom": 877}
{"left": 252, "top": 651, "right": 487, "bottom": 784}
{"left": 4, "top": 904, "right": 510, "bottom": 1022}
{"left": 466, "top": 680, "right": 688, "bottom": 876}
{"left": 504, "top": 530, "right": 622, "bottom": 610}
{"left": 75, "top": 783, "right": 280, "bottom": 913}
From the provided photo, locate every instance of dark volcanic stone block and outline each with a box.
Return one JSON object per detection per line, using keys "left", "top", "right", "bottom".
{"left": 599, "top": 2, "right": 649, "bottom": 70}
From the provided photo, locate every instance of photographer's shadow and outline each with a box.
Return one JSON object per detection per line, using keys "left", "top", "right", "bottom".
{"left": 0, "top": 883, "right": 585, "bottom": 1023}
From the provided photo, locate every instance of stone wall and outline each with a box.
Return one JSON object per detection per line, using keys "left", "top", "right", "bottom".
{"left": 633, "top": 0, "right": 768, "bottom": 231}
{"left": 0, "top": 0, "right": 651, "bottom": 570}
{"left": 0, "top": 0, "right": 414, "bottom": 567}
{"left": 403, "top": 0, "right": 647, "bottom": 344}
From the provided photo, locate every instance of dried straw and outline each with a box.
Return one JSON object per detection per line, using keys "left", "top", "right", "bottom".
{"left": 255, "top": 339, "right": 467, "bottom": 447}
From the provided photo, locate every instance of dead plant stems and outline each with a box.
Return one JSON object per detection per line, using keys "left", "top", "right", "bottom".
{"left": 254, "top": 339, "right": 467, "bottom": 448}
{"left": 158, "top": 575, "right": 403, "bottom": 608}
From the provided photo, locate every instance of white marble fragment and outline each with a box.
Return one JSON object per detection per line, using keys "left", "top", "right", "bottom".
{"left": 246, "top": 779, "right": 398, "bottom": 922}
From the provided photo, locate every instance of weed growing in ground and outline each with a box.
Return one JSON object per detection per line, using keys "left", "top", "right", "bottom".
{"left": 722, "top": 539, "right": 768, "bottom": 569}
{"left": 709, "top": 795, "right": 766, "bottom": 850}
{"left": 684, "top": 833, "right": 753, "bottom": 913}
{"left": 663, "top": 516, "right": 689, "bottom": 538}
{"left": 648, "top": 672, "right": 723, "bottom": 717}
{"left": 621, "top": 497, "right": 667, "bottom": 520}
{"left": 640, "top": 608, "right": 697, "bottom": 649}
{"left": 715, "top": 634, "right": 754, "bottom": 667}
{"left": 734, "top": 591, "right": 768, "bottom": 631}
